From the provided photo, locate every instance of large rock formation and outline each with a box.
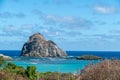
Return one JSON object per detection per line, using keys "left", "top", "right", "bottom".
{"left": 21, "top": 33, "right": 67, "bottom": 57}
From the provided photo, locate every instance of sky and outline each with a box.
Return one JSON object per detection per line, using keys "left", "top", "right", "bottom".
{"left": 0, "top": 0, "right": 120, "bottom": 51}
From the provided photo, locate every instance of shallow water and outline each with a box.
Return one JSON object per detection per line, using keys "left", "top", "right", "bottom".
{"left": 7, "top": 57, "right": 99, "bottom": 73}
{"left": 1, "top": 50, "right": 116, "bottom": 73}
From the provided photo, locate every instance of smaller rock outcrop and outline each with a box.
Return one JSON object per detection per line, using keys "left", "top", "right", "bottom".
{"left": 0, "top": 54, "right": 12, "bottom": 60}
{"left": 76, "top": 55, "right": 102, "bottom": 60}
{"left": 21, "top": 33, "right": 67, "bottom": 58}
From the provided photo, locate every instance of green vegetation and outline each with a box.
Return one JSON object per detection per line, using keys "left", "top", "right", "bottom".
{"left": 26, "top": 66, "right": 38, "bottom": 80}
{"left": 78, "top": 59, "right": 120, "bottom": 80}
{"left": 0, "top": 56, "right": 5, "bottom": 67}
{"left": 4, "top": 62, "right": 25, "bottom": 76}
{"left": 0, "top": 56, "right": 76, "bottom": 80}
{"left": 76, "top": 55, "right": 102, "bottom": 60}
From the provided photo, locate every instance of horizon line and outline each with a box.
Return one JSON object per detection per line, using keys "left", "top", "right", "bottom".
{"left": 1, "top": 50, "right": 120, "bottom": 52}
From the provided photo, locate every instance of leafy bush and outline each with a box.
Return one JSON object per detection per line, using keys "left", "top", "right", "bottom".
{"left": 26, "top": 66, "right": 38, "bottom": 80}
{"left": 4, "top": 62, "right": 25, "bottom": 76}
{"left": 0, "top": 56, "right": 5, "bottom": 68}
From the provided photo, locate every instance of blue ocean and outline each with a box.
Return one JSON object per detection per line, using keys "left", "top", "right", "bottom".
{"left": 0, "top": 50, "right": 120, "bottom": 73}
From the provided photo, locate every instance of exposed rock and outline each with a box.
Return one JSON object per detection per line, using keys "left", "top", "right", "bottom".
{"left": 0, "top": 54, "right": 12, "bottom": 60}
{"left": 76, "top": 55, "right": 102, "bottom": 60}
{"left": 21, "top": 33, "right": 67, "bottom": 57}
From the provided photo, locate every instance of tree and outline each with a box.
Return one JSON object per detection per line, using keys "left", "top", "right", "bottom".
{"left": 26, "top": 66, "right": 38, "bottom": 80}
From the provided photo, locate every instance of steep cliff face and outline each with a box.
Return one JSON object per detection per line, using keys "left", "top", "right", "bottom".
{"left": 21, "top": 33, "right": 67, "bottom": 57}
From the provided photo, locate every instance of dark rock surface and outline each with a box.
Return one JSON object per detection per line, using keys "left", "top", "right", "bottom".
{"left": 21, "top": 33, "right": 67, "bottom": 57}
{"left": 76, "top": 55, "right": 102, "bottom": 60}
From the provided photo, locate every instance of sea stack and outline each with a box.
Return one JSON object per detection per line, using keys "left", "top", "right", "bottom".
{"left": 21, "top": 33, "right": 67, "bottom": 57}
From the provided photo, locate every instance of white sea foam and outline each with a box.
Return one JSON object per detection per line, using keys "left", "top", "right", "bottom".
{"left": 29, "top": 62, "right": 37, "bottom": 64}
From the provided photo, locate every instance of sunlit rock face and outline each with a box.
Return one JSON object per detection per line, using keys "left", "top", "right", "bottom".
{"left": 0, "top": 54, "right": 12, "bottom": 60}
{"left": 21, "top": 33, "right": 67, "bottom": 58}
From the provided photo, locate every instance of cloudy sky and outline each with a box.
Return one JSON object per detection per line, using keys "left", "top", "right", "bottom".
{"left": 0, "top": 0, "right": 120, "bottom": 51}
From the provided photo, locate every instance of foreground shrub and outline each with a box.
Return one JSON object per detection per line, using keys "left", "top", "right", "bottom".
{"left": 0, "top": 56, "right": 5, "bottom": 68}
{"left": 4, "top": 62, "right": 26, "bottom": 76}
{"left": 26, "top": 66, "right": 39, "bottom": 80}
{"left": 2, "top": 62, "right": 76, "bottom": 80}
{"left": 78, "top": 59, "right": 120, "bottom": 80}
{"left": 39, "top": 72, "right": 76, "bottom": 80}
{"left": 0, "top": 70, "right": 28, "bottom": 80}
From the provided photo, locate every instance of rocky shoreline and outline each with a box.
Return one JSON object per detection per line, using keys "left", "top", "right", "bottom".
{"left": 0, "top": 54, "right": 12, "bottom": 60}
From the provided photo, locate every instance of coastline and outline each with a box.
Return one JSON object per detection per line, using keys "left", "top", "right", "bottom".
{"left": 8, "top": 56, "right": 99, "bottom": 73}
{"left": 0, "top": 50, "right": 120, "bottom": 59}
{"left": 0, "top": 50, "right": 119, "bottom": 73}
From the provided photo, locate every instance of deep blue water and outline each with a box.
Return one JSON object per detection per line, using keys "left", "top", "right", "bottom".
{"left": 67, "top": 51, "right": 120, "bottom": 59}
{"left": 0, "top": 50, "right": 120, "bottom": 73}
{"left": 0, "top": 50, "right": 120, "bottom": 59}
{"left": 0, "top": 50, "right": 21, "bottom": 56}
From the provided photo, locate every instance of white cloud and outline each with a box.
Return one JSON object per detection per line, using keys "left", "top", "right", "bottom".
{"left": 42, "top": 0, "right": 71, "bottom": 5}
{"left": 0, "top": 12, "right": 25, "bottom": 18}
{"left": 2, "top": 24, "right": 33, "bottom": 36}
{"left": 42, "top": 15, "right": 93, "bottom": 29}
{"left": 3, "top": 25, "right": 18, "bottom": 32}
{"left": 42, "top": 29, "right": 59, "bottom": 37}
{"left": 43, "top": 15, "right": 77, "bottom": 23}
{"left": 94, "top": 5, "right": 116, "bottom": 14}
{"left": 48, "top": 32, "right": 59, "bottom": 37}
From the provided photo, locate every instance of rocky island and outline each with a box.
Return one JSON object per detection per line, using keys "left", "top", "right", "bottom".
{"left": 21, "top": 33, "right": 67, "bottom": 58}
{"left": 0, "top": 54, "right": 12, "bottom": 60}
{"left": 76, "top": 55, "right": 102, "bottom": 60}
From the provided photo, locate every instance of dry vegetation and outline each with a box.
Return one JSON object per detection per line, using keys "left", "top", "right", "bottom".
{"left": 77, "top": 59, "right": 120, "bottom": 80}
{"left": 0, "top": 70, "right": 28, "bottom": 80}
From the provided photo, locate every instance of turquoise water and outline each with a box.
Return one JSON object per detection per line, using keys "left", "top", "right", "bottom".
{"left": 7, "top": 57, "right": 99, "bottom": 73}
{"left": 1, "top": 50, "right": 114, "bottom": 73}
